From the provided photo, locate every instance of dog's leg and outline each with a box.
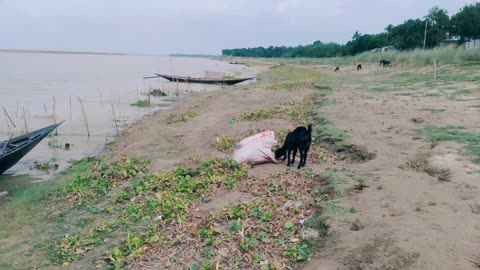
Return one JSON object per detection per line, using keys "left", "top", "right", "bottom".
{"left": 297, "top": 149, "right": 304, "bottom": 169}
{"left": 291, "top": 149, "right": 297, "bottom": 164}
{"left": 287, "top": 150, "right": 291, "bottom": 166}
{"left": 302, "top": 148, "right": 309, "bottom": 167}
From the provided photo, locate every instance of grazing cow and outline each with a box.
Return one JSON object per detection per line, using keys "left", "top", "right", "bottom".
{"left": 356, "top": 64, "right": 362, "bottom": 70}
{"left": 334, "top": 67, "right": 340, "bottom": 72}
{"left": 380, "top": 60, "right": 392, "bottom": 67}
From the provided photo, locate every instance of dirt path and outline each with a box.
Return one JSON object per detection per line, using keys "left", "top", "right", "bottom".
{"left": 303, "top": 63, "right": 480, "bottom": 269}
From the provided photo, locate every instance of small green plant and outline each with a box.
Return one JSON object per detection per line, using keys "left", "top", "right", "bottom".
{"left": 213, "top": 136, "right": 238, "bottom": 152}
{"left": 148, "top": 88, "right": 168, "bottom": 96}
{"left": 166, "top": 110, "right": 199, "bottom": 124}
{"left": 131, "top": 99, "right": 151, "bottom": 107}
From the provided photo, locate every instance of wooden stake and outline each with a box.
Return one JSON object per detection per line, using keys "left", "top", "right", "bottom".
{"left": 2, "top": 106, "right": 16, "bottom": 128}
{"left": 433, "top": 60, "right": 437, "bottom": 80}
{"left": 53, "top": 96, "right": 58, "bottom": 135}
{"left": 111, "top": 104, "right": 119, "bottom": 136}
{"left": 52, "top": 96, "right": 57, "bottom": 124}
{"left": 3, "top": 110, "right": 11, "bottom": 134}
{"left": 22, "top": 106, "right": 28, "bottom": 134}
{"left": 77, "top": 97, "right": 90, "bottom": 137}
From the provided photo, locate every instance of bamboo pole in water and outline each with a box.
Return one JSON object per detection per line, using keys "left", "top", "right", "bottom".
{"left": 53, "top": 96, "right": 57, "bottom": 124}
{"left": 22, "top": 106, "right": 28, "bottom": 134}
{"left": 2, "top": 106, "right": 16, "bottom": 128}
{"left": 53, "top": 96, "right": 58, "bottom": 135}
{"left": 111, "top": 104, "right": 119, "bottom": 136}
{"left": 77, "top": 97, "right": 90, "bottom": 137}
{"left": 3, "top": 110, "right": 11, "bottom": 134}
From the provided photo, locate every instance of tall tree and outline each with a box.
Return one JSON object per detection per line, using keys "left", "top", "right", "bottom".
{"left": 450, "top": 3, "right": 480, "bottom": 40}
{"left": 425, "top": 6, "right": 449, "bottom": 47}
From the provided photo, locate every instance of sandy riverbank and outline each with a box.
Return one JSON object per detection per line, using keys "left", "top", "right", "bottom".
{"left": 1, "top": 58, "right": 480, "bottom": 269}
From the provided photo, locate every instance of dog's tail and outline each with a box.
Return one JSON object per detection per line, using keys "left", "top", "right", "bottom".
{"left": 307, "top": 124, "right": 312, "bottom": 134}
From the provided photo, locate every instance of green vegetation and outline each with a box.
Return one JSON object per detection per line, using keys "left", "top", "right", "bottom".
{"left": 213, "top": 136, "right": 238, "bottom": 152}
{"left": 236, "top": 107, "right": 285, "bottom": 121}
{"left": 419, "top": 126, "right": 480, "bottom": 163}
{"left": 130, "top": 99, "right": 151, "bottom": 107}
{"left": 267, "top": 80, "right": 315, "bottom": 91}
{"left": 0, "top": 155, "right": 349, "bottom": 269}
{"left": 356, "top": 46, "right": 480, "bottom": 66}
{"left": 166, "top": 110, "right": 199, "bottom": 124}
{"left": 223, "top": 3, "right": 480, "bottom": 58}
{"left": 148, "top": 89, "right": 168, "bottom": 96}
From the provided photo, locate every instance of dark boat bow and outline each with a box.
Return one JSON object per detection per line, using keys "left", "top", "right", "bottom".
{"left": 0, "top": 121, "right": 64, "bottom": 175}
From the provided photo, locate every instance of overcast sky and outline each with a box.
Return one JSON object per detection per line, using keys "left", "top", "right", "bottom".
{"left": 0, "top": 0, "right": 477, "bottom": 55}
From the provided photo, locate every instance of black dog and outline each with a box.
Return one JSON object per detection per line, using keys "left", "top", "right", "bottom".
{"left": 334, "top": 67, "right": 340, "bottom": 72}
{"left": 380, "top": 60, "right": 392, "bottom": 67}
{"left": 356, "top": 64, "right": 362, "bottom": 70}
{"left": 275, "top": 124, "right": 312, "bottom": 169}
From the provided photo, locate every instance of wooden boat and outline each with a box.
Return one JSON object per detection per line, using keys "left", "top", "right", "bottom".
{"left": 229, "top": 61, "right": 245, "bottom": 65}
{"left": 154, "top": 74, "right": 253, "bottom": 85}
{"left": 0, "top": 121, "right": 64, "bottom": 175}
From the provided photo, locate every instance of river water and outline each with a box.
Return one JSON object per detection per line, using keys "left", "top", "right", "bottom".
{"left": 0, "top": 52, "right": 251, "bottom": 193}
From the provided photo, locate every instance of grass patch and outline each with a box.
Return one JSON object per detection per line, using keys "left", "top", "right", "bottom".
{"left": 213, "top": 136, "right": 238, "bottom": 152}
{"left": 267, "top": 81, "right": 314, "bottom": 91}
{"left": 261, "top": 65, "right": 324, "bottom": 83}
{"left": 419, "top": 108, "right": 446, "bottom": 113}
{"left": 2, "top": 156, "right": 337, "bottom": 269}
{"left": 236, "top": 107, "right": 285, "bottom": 121}
{"left": 419, "top": 126, "right": 480, "bottom": 163}
{"left": 166, "top": 110, "right": 199, "bottom": 124}
{"left": 356, "top": 46, "right": 480, "bottom": 67}
{"left": 148, "top": 89, "right": 168, "bottom": 96}
{"left": 130, "top": 99, "right": 151, "bottom": 107}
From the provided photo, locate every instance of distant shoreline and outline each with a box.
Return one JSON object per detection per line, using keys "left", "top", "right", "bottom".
{"left": 0, "top": 49, "right": 163, "bottom": 56}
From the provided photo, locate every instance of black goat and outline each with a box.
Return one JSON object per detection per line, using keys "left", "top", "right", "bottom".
{"left": 356, "top": 64, "right": 362, "bottom": 70}
{"left": 380, "top": 60, "right": 392, "bottom": 67}
{"left": 275, "top": 124, "right": 312, "bottom": 169}
{"left": 334, "top": 67, "right": 340, "bottom": 72}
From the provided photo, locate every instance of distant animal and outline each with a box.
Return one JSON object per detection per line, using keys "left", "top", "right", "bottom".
{"left": 380, "top": 60, "right": 392, "bottom": 67}
{"left": 356, "top": 64, "right": 362, "bottom": 70}
{"left": 275, "top": 124, "right": 312, "bottom": 169}
{"left": 334, "top": 67, "right": 340, "bottom": 72}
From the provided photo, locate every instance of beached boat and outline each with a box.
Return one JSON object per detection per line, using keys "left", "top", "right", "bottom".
{"left": 154, "top": 74, "right": 253, "bottom": 85}
{"left": 0, "top": 121, "right": 64, "bottom": 175}
{"left": 229, "top": 61, "right": 245, "bottom": 65}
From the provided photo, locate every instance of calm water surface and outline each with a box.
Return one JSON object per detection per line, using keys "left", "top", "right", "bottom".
{"left": 0, "top": 52, "right": 252, "bottom": 193}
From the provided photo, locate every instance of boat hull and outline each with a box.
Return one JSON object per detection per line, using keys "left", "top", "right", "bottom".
{"left": 0, "top": 122, "right": 63, "bottom": 175}
{"left": 154, "top": 74, "right": 253, "bottom": 85}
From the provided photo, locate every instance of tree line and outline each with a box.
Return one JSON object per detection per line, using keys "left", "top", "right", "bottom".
{"left": 222, "top": 3, "right": 480, "bottom": 58}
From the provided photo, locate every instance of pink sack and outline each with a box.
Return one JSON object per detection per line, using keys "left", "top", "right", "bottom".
{"left": 233, "top": 131, "right": 278, "bottom": 165}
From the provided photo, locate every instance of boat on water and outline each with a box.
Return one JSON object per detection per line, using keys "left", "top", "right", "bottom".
{"left": 153, "top": 73, "right": 253, "bottom": 85}
{"left": 229, "top": 61, "right": 245, "bottom": 65}
{"left": 0, "top": 121, "right": 64, "bottom": 175}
